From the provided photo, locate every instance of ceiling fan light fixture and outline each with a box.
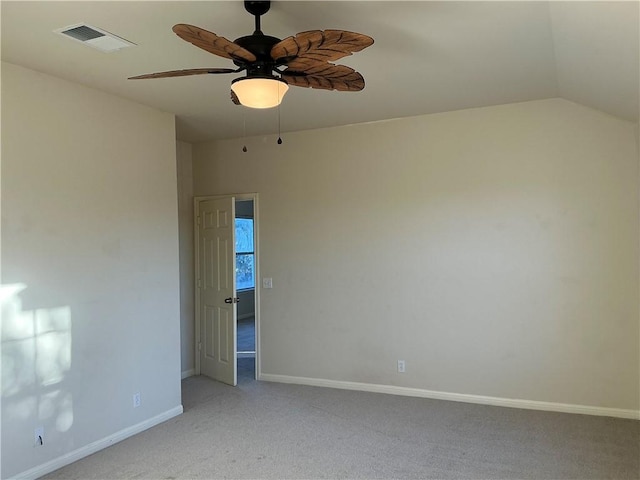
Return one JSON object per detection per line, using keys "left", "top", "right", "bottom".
{"left": 231, "top": 76, "right": 289, "bottom": 109}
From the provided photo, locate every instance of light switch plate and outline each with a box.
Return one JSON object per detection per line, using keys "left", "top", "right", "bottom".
{"left": 262, "top": 277, "right": 273, "bottom": 289}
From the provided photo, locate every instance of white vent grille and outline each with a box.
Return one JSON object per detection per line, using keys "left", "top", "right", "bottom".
{"left": 55, "top": 24, "right": 135, "bottom": 53}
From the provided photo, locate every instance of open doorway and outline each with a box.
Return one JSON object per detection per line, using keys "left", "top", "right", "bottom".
{"left": 194, "top": 193, "right": 259, "bottom": 386}
{"left": 235, "top": 199, "right": 256, "bottom": 381}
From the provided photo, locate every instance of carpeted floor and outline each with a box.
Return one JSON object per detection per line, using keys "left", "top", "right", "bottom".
{"left": 43, "top": 375, "right": 639, "bottom": 479}
{"left": 237, "top": 316, "right": 256, "bottom": 381}
{"left": 237, "top": 357, "right": 255, "bottom": 381}
{"left": 237, "top": 317, "right": 255, "bottom": 353}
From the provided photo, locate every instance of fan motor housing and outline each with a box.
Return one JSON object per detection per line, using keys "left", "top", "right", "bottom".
{"left": 233, "top": 34, "right": 282, "bottom": 64}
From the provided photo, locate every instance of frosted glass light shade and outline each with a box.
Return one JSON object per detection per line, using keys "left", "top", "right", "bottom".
{"left": 231, "top": 77, "right": 289, "bottom": 109}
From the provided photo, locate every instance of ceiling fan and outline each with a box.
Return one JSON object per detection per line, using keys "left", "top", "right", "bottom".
{"left": 129, "top": 0, "right": 374, "bottom": 109}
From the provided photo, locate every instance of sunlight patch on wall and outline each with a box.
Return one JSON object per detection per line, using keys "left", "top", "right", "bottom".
{"left": 56, "top": 392, "right": 74, "bottom": 432}
{"left": 2, "top": 284, "right": 36, "bottom": 397}
{"left": 35, "top": 307, "right": 72, "bottom": 387}
{"left": 1, "top": 283, "right": 75, "bottom": 439}
{"left": 39, "top": 390, "right": 74, "bottom": 432}
{"left": 5, "top": 396, "right": 37, "bottom": 421}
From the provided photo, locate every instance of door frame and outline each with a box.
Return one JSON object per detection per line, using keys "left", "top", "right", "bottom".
{"left": 194, "top": 193, "right": 260, "bottom": 380}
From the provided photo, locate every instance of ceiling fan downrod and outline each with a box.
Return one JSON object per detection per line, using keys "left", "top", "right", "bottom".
{"left": 234, "top": 0, "right": 282, "bottom": 73}
{"left": 245, "top": 1, "right": 271, "bottom": 35}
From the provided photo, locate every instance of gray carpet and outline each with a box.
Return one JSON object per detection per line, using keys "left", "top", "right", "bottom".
{"left": 237, "top": 317, "right": 255, "bottom": 353}
{"left": 43, "top": 376, "right": 639, "bottom": 479}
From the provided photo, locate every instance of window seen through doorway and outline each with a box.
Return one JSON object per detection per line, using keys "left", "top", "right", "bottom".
{"left": 235, "top": 218, "right": 254, "bottom": 290}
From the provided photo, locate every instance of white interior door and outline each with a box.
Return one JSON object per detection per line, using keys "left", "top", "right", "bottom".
{"left": 197, "top": 196, "right": 237, "bottom": 386}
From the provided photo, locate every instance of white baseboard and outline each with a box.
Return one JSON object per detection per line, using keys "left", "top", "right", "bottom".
{"left": 12, "top": 405, "right": 184, "bottom": 480}
{"left": 259, "top": 374, "right": 639, "bottom": 420}
{"left": 181, "top": 368, "right": 196, "bottom": 379}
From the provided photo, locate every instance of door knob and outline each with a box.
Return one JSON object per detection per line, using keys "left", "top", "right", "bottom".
{"left": 224, "top": 297, "right": 240, "bottom": 304}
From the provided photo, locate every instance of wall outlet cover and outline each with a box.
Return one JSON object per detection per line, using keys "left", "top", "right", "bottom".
{"left": 397, "top": 360, "right": 406, "bottom": 373}
{"left": 35, "top": 426, "right": 44, "bottom": 446}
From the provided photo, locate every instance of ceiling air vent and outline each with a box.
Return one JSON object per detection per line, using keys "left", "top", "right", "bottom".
{"left": 55, "top": 24, "right": 135, "bottom": 53}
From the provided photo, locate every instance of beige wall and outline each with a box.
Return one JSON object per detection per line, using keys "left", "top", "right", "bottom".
{"left": 176, "top": 141, "right": 195, "bottom": 376}
{"left": 193, "top": 98, "right": 639, "bottom": 412}
{"left": 1, "top": 62, "right": 182, "bottom": 478}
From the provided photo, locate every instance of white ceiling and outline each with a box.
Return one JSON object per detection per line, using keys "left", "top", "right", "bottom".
{"left": 2, "top": 1, "right": 638, "bottom": 143}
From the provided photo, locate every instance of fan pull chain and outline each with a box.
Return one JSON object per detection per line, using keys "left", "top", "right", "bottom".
{"left": 277, "top": 102, "right": 283, "bottom": 145}
{"left": 242, "top": 110, "right": 248, "bottom": 153}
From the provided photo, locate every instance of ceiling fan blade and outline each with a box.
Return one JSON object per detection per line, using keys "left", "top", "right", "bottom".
{"left": 129, "top": 68, "right": 237, "bottom": 80}
{"left": 282, "top": 63, "right": 365, "bottom": 92}
{"left": 271, "top": 30, "right": 373, "bottom": 64}
{"left": 173, "top": 24, "right": 257, "bottom": 63}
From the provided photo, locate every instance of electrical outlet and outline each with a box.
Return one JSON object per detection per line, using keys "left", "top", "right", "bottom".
{"left": 133, "top": 392, "right": 141, "bottom": 408}
{"left": 34, "top": 426, "right": 44, "bottom": 446}
{"left": 397, "top": 360, "right": 406, "bottom": 373}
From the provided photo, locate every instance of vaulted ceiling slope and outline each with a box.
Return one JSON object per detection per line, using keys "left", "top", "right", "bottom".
{"left": 1, "top": 1, "right": 638, "bottom": 143}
